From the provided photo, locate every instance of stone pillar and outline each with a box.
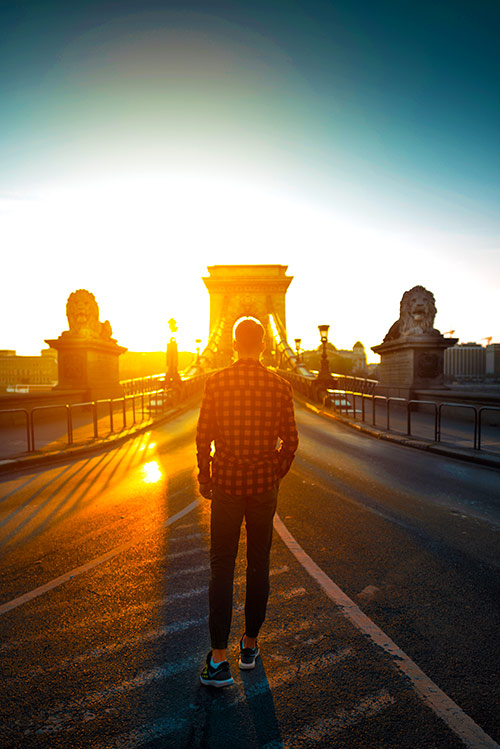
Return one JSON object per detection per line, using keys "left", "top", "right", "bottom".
{"left": 45, "top": 289, "right": 127, "bottom": 400}
{"left": 372, "top": 336, "right": 457, "bottom": 398}
{"left": 371, "top": 286, "right": 458, "bottom": 398}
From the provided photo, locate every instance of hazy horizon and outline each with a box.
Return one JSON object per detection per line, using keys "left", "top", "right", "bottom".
{"left": 1, "top": 1, "right": 499, "bottom": 356}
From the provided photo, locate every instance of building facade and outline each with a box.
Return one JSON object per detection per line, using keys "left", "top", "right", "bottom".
{"left": 0, "top": 349, "right": 58, "bottom": 393}
{"left": 443, "top": 342, "right": 500, "bottom": 381}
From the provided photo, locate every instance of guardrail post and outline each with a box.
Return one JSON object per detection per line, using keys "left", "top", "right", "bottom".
{"left": 23, "top": 410, "right": 31, "bottom": 453}
{"left": 122, "top": 397, "right": 126, "bottom": 429}
{"left": 30, "top": 410, "right": 36, "bottom": 452}
{"left": 132, "top": 396, "right": 136, "bottom": 425}
{"left": 66, "top": 404, "right": 73, "bottom": 445}
{"left": 109, "top": 399, "right": 114, "bottom": 433}
{"left": 93, "top": 402, "right": 98, "bottom": 438}
{"left": 473, "top": 407, "right": 478, "bottom": 450}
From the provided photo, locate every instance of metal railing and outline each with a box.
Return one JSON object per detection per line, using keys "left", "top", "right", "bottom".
{"left": 277, "top": 370, "right": 377, "bottom": 401}
{"left": 323, "top": 388, "right": 500, "bottom": 452}
{"left": 0, "top": 373, "right": 209, "bottom": 458}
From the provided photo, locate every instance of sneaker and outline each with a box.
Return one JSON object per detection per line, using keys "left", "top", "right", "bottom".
{"left": 200, "top": 652, "right": 234, "bottom": 687}
{"left": 238, "top": 635, "right": 260, "bottom": 670}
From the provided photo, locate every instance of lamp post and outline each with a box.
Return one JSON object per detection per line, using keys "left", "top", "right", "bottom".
{"left": 294, "top": 338, "right": 302, "bottom": 363}
{"left": 166, "top": 318, "right": 180, "bottom": 385}
{"left": 195, "top": 338, "right": 202, "bottom": 365}
{"left": 317, "top": 324, "right": 331, "bottom": 382}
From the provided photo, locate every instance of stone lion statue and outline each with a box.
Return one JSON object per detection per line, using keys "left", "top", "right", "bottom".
{"left": 384, "top": 285, "right": 441, "bottom": 341}
{"left": 64, "top": 289, "right": 113, "bottom": 340}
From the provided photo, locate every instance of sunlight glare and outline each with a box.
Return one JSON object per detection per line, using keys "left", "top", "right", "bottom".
{"left": 141, "top": 460, "right": 163, "bottom": 484}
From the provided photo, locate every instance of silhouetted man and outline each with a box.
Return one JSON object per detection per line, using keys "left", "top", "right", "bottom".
{"left": 197, "top": 318, "right": 298, "bottom": 687}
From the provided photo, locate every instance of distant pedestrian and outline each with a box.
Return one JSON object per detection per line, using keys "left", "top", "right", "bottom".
{"left": 196, "top": 318, "right": 299, "bottom": 687}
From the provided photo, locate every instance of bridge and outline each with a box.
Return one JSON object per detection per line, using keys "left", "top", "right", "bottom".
{"left": 0, "top": 266, "right": 499, "bottom": 748}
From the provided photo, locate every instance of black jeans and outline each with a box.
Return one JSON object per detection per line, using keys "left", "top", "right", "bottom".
{"left": 209, "top": 482, "right": 279, "bottom": 650}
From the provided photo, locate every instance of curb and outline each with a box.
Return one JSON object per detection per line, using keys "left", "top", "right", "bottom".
{"left": 0, "top": 401, "right": 193, "bottom": 478}
{"left": 296, "top": 395, "right": 500, "bottom": 471}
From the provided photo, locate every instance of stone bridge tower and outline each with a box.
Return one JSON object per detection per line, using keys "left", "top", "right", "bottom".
{"left": 202, "top": 265, "right": 293, "bottom": 365}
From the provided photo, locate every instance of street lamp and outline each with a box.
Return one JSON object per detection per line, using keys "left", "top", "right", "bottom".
{"left": 317, "top": 324, "right": 331, "bottom": 381}
{"left": 166, "top": 318, "right": 179, "bottom": 385}
{"left": 294, "top": 338, "right": 302, "bottom": 363}
{"left": 195, "top": 338, "right": 202, "bottom": 365}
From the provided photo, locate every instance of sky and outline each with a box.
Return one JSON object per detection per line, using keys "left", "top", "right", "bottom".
{"left": 1, "top": 0, "right": 499, "bottom": 359}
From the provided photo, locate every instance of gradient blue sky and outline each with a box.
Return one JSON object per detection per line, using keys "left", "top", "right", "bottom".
{"left": 1, "top": 0, "right": 499, "bottom": 356}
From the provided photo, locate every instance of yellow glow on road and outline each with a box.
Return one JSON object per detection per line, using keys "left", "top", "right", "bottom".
{"left": 141, "top": 460, "right": 163, "bottom": 484}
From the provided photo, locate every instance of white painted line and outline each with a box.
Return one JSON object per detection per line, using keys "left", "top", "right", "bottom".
{"left": 167, "top": 547, "right": 204, "bottom": 559}
{"left": 269, "top": 564, "right": 289, "bottom": 576}
{"left": 169, "top": 564, "right": 209, "bottom": 577}
{"left": 279, "top": 586, "right": 306, "bottom": 600}
{"left": 110, "top": 648, "right": 355, "bottom": 748}
{"left": 107, "top": 717, "right": 188, "bottom": 749}
{"left": 216, "top": 647, "right": 354, "bottom": 713}
{"left": 10, "top": 616, "right": 209, "bottom": 681}
{"left": 273, "top": 513, "right": 499, "bottom": 749}
{"left": 0, "top": 497, "right": 201, "bottom": 617}
{"left": 22, "top": 655, "right": 203, "bottom": 737}
{"left": 168, "top": 532, "right": 203, "bottom": 542}
{"left": 281, "top": 689, "right": 395, "bottom": 746}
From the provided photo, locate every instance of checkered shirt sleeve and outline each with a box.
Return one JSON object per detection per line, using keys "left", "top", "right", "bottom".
{"left": 196, "top": 360, "right": 298, "bottom": 496}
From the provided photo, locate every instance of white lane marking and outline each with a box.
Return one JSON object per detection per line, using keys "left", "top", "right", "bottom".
{"left": 0, "top": 586, "right": 209, "bottom": 652}
{"left": 273, "top": 513, "right": 499, "bottom": 749}
{"left": 11, "top": 616, "right": 209, "bottom": 681}
{"left": 0, "top": 497, "right": 201, "bottom": 616}
{"left": 169, "top": 563, "right": 209, "bottom": 577}
{"left": 168, "top": 532, "right": 203, "bottom": 542}
{"left": 22, "top": 655, "right": 203, "bottom": 737}
{"left": 167, "top": 547, "right": 204, "bottom": 559}
{"left": 107, "top": 648, "right": 355, "bottom": 748}
{"left": 279, "top": 689, "right": 395, "bottom": 746}
{"left": 105, "top": 717, "right": 188, "bottom": 749}
{"left": 75, "top": 617, "right": 207, "bottom": 663}
{"left": 269, "top": 564, "right": 289, "bottom": 576}
{"left": 2, "top": 562, "right": 292, "bottom": 653}
{"left": 280, "top": 586, "right": 306, "bottom": 600}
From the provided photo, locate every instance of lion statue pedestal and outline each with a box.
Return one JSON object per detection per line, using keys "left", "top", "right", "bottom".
{"left": 45, "top": 290, "right": 127, "bottom": 400}
{"left": 372, "top": 286, "right": 457, "bottom": 398}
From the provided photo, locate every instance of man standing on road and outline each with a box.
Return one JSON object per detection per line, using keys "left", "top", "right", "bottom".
{"left": 196, "top": 318, "right": 299, "bottom": 687}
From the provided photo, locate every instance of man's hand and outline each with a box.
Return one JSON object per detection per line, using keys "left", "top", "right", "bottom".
{"left": 198, "top": 481, "right": 213, "bottom": 500}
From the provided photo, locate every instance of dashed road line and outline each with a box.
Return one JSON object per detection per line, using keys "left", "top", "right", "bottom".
{"left": 278, "top": 689, "right": 395, "bottom": 747}
{"left": 88, "top": 648, "right": 355, "bottom": 748}
{"left": 168, "top": 532, "right": 203, "bottom": 542}
{"left": 0, "top": 496, "right": 201, "bottom": 616}
{"left": 169, "top": 563, "right": 210, "bottom": 577}
{"left": 274, "top": 513, "right": 499, "bottom": 749}
{"left": 167, "top": 546, "right": 205, "bottom": 559}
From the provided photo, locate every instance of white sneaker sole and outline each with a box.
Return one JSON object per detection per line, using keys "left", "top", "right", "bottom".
{"left": 238, "top": 649, "right": 260, "bottom": 670}
{"left": 200, "top": 675, "right": 234, "bottom": 687}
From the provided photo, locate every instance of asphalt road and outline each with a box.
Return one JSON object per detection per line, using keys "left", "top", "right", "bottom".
{"left": 0, "top": 401, "right": 499, "bottom": 748}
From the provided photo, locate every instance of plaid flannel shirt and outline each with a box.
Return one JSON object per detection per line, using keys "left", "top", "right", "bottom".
{"left": 196, "top": 359, "right": 298, "bottom": 496}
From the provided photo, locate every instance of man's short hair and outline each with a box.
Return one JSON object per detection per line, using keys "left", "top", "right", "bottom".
{"left": 234, "top": 318, "right": 265, "bottom": 349}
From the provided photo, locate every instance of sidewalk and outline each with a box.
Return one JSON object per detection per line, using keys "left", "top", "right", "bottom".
{"left": 296, "top": 393, "right": 500, "bottom": 471}
{"left": 0, "top": 398, "right": 194, "bottom": 477}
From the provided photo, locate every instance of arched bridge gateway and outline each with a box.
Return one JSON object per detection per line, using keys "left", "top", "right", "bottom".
{"left": 185, "top": 264, "right": 375, "bottom": 399}
{"left": 193, "top": 264, "right": 308, "bottom": 373}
